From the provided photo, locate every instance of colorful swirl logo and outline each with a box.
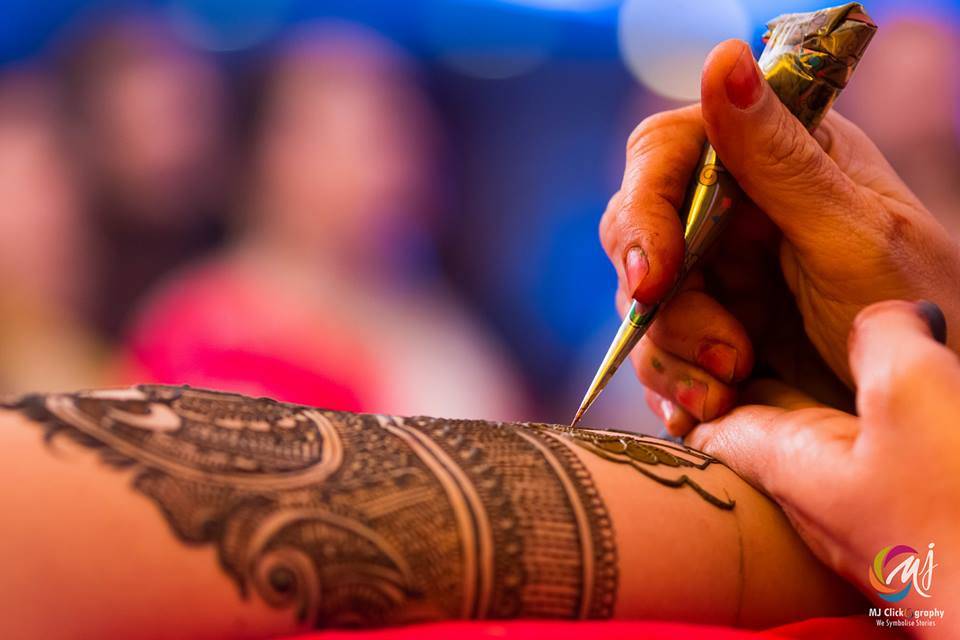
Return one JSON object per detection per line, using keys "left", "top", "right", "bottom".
{"left": 870, "top": 545, "right": 919, "bottom": 602}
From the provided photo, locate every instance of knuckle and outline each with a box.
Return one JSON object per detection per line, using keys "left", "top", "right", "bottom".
{"left": 764, "top": 111, "right": 798, "bottom": 166}
{"left": 642, "top": 169, "right": 687, "bottom": 212}
{"left": 766, "top": 111, "right": 823, "bottom": 178}
{"left": 624, "top": 115, "right": 689, "bottom": 211}
{"left": 626, "top": 112, "right": 673, "bottom": 158}
{"left": 793, "top": 138, "right": 827, "bottom": 180}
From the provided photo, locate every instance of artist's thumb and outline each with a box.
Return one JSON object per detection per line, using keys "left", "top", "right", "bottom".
{"left": 849, "top": 300, "right": 960, "bottom": 428}
{"left": 700, "top": 39, "right": 859, "bottom": 255}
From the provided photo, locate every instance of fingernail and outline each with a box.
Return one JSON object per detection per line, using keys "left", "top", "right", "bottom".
{"left": 724, "top": 45, "right": 763, "bottom": 110}
{"left": 646, "top": 390, "right": 665, "bottom": 421}
{"left": 625, "top": 246, "right": 649, "bottom": 300}
{"left": 916, "top": 300, "right": 947, "bottom": 345}
{"left": 660, "top": 396, "right": 677, "bottom": 424}
{"left": 695, "top": 340, "right": 739, "bottom": 383}
{"left": 674, "top": 376, "right": 708, "bottom": 420}
{"left": 646, "top": 389, "right": 678, "bottom": 428}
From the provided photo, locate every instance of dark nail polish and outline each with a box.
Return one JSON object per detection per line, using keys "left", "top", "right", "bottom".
{"left": 917, "top": 300, "right": 947, "bottom": 345}
{"left": 724, "top": 45, "right": 763, "bottom": 110}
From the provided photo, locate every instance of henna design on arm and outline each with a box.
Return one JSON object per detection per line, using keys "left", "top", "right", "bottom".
{"left": 537, "top": 426, "right": 736, "bottom": 510}
{"left": 3, "top": 386, "right": 617, "bottom": 627}
{"left": 2, "top": 385, "right": 735, "bottom": 629}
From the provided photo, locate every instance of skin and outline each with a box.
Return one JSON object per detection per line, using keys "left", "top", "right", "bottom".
{"left": 601, "top": 39, "right": 960, "bottom": 434}
{"left": 689, "top": 301, "right": 960, "bottom": 639}
{"left": 0, "top": 388, "right": 859, "bottom": 638}
{"left": 602, "top": 38, "right": 960, "bottom": 637}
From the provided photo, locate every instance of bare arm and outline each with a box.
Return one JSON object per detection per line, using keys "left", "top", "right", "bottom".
{"left": 0, "top": 385, "right": 860, "bottom": 638}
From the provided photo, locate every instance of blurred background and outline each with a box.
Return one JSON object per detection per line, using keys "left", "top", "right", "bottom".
{"left": 0, "top": 0, "right": 956, "bottom": 432}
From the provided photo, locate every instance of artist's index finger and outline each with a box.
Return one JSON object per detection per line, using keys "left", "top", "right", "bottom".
{"left": 602, "top": 105, "right": 705, "bottom": 304}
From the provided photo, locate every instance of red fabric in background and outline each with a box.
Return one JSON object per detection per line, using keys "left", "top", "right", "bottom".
{"left": 286, "top": 618, "right": 906, "bottom": 640}
{"left": 122, "top": 265, "right": 379, "bottom": 411}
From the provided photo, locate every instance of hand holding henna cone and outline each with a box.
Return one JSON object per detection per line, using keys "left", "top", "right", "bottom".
{"left": 574, "top": 3, "right": 877, "bottom": 426}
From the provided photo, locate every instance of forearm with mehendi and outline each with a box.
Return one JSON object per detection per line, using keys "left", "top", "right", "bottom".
{"left": 0, "top": 385, "right": 860, "bottom": 638}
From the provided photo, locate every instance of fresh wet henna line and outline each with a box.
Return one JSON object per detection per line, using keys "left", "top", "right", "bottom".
{"left": 540, "top": 425, "right": 736, "bottom": 511}
{"left": 3, "top": 385, "right": 735, "bottom": 628}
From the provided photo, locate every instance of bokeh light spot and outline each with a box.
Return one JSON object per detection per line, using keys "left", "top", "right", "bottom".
{"left": 618, "top": 0, "right": 751, "bottom": 101}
